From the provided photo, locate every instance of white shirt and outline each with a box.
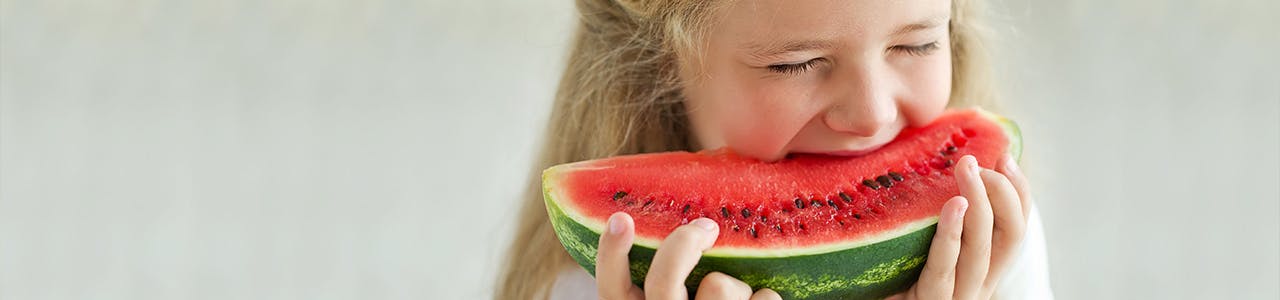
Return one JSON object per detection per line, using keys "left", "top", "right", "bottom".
{"left": 550, "top": 206, "right": 1055, "bottom": 299}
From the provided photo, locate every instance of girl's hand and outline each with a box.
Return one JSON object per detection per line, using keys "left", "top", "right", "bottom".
{"left": 890, "top": 154, "right": 1033, "bottom": 300}
{"left": 596, "top": 213, "right": 781, "bottom": 300}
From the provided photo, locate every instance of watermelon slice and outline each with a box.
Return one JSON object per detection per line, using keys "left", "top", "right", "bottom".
{"left": 542, "top": 108, "right": 1021, "bottom": 299}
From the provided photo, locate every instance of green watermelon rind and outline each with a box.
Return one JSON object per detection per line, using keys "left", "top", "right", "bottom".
{"left": 542, "top": 109, "right": 1022, "bottom": 299}
{"left": 545, "top": 193, "right": 935, "bottom": 299}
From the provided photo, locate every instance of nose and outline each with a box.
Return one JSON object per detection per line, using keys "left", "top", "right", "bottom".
{"left": 823, "top": 63, "right": 898, "bottom": 137}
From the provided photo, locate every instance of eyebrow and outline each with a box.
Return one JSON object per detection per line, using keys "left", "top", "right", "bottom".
{"left": 891, "top": 16, "right": 950, "bottom": 37}
{"left": 742, "top": 16, "right": 951, "bottom": 58}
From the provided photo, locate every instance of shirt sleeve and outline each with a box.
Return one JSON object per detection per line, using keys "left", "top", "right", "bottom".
{"left": 549, "top": 265, "right": 598, "bottom": 300}
{"left": 993, "top": 204, "right": 1056, "bottom": 299}
{"left": 548, "top": 205, "right": 1056, "bottom": 300}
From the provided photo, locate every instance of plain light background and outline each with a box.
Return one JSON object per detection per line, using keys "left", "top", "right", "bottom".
{"left": 2, "top": 0, "right": 1276, "bottom": 299}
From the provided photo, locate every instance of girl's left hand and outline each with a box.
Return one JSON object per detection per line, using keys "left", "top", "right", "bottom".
{"left": 888, "top": 154, "right": 1033, "bottom": 300}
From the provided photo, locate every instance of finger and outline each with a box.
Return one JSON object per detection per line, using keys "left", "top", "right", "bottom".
{"left": 694, "top": 272, "right": 753, "bottom": 300}
{"left": 980, "top": 169, "right": 1025, "bottom": 288}
{"left": 954, "top": 155, "right": 993, "bottom": 300}
{"left": 914, "top": 196, "right": 968, "bottom": 300}
{"left": 645, "top": 218, "right": 720, "bottom": 300}
{"left": 998, "top": 154, "right": 1033, "bottom": 222}
{"left": 749, "top": 288, "right": 783, "bottom": 300}
{"left": 596, "top": 213, "right": 644, "bottom": 300}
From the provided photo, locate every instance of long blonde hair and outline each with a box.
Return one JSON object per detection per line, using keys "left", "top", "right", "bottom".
{"left": 495, "top": 0, "right": 998, "bottom": 298}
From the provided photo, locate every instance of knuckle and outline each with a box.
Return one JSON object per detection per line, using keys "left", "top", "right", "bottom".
{"left": 1002, "top": 221, "right": 1027, "bottom": 238}
{"left": 922, "top": 265, "right": 956, "bottom": 284}
{"left": 644, "top": 267, "right": 675, "bottom": 287}
{"left": 667, "top": 226, "right": 704, "bottom": 245}
{"left": 698, "top": 272, "right": 745, "bottom": 296}
{"left": 754, "top": 288, "right": 783, "bottom": 300}
{"left": 642, "top": 276, "right": 673, "bottom": 296}
{"left": 960, "top": 235, "right": 993, "bottom": 256}
{"left": 941, "top": 225, "right": 963, "bottom": 244}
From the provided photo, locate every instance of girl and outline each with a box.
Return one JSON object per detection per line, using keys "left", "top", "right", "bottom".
{"left": 497, "top": 0, "right": 1053, "bottom": 298}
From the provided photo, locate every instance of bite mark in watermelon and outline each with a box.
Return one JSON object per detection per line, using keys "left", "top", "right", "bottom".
{"left": 543, "top": 108, "right": 1021, "bottom": 299}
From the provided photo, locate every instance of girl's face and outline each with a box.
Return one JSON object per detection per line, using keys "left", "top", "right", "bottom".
{"left": 681, "top": 0, "right": 953, "bottom": 161}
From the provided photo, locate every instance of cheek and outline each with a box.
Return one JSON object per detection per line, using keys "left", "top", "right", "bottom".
{"left": 899, "top": 45, "right": 953, "bottom": 127}
{"left": 689, "top": 73, "right": 817, "bottom": 160}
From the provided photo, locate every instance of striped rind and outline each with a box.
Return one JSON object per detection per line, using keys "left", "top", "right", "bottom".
{"left": 541, "top": 108, "right": 1023, "bottom": 299}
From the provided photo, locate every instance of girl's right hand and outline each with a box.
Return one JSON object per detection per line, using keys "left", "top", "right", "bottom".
{"left": 596, "top": 213, "right": 781, "bottom": 300}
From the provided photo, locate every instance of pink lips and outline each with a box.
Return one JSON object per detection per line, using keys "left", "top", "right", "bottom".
{"left": 801, "top": 143, "right": 887, "bottom": 158}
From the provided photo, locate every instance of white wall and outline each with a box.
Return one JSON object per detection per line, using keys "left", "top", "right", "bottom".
{"left": 1, "top": 0, "right": 1275, "bottom": 299}
{"left": 995, "top": 1, "right": 1279, "bottom": 298}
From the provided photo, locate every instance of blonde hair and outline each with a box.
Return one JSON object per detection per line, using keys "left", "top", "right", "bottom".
{"left": 495, "top": 0, "right": 998, "bottom": 298}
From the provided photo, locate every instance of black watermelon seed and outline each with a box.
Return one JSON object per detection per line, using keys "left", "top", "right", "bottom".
{"left": 862, "top": 179, "right": 881, "bottom": 190}
{"left": 774, "top": 225, "right": 783, "bottom": 232}
{"left": 749, "top": 227, "right": 758, "bottom": 238}
{"left": 794, "top": 198, "right": 805, "bottom": 209}
{"left": 944, "top": 159, "right": 955, "bottom": 167}
{"left": 741, "top": 208, "right": 751, "bottom": 218}
{"left": 732, "top": 225, "right": 740, "bottom": 232}
{"left": 682, "top": 204, "right": 691, "bottom": 214}
{"left": 811, "top": 200, "right": 823, "bottom": 207}
{"left": 838, "top": 220, "right": 846, "bottom": 226}
{"left": 876, "top": 175, "right": 893, "bottom": 188}
{"left": 761, "top": 216, "right": 768, "bottom": 223}
{"left": 720, "top": 207, "right": 730, "bottom": 218}
{"left": 612, "top": 191, "right": 627, "bottom": 200}
{"left": 854, "top": 213, "right": 862, "bottom": 219}
{"left": 888, "top": 172, "right": 904, "bottom": 181}
{"left": 839, "top": 192, "right": 853, "bottom": 202}
{"left": 799, "top": 223, "right": 807, "bottom": 230}
{"left": 827, "top": 199, "right": 837, "bottom": 208}
{"left": 947, "top": 145, "right": 958, "bottom": 153}
{"left": 642, "top": 200, "right": 653, "bottom": 207}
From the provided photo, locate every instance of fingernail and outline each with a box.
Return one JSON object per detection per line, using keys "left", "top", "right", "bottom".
{"left": 690, "top": 218, "right": 718, "bottom": 232}
{"left": 608, "top": 213, "right": 624, "bottom": 235}
{"left": 966, "top": 155, "right": 980, "bottom": 175}
{"left": 1003, "top": 154, "right": 1020, "bottom": 174}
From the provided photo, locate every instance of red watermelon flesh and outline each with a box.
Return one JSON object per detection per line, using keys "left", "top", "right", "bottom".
{"left": 547, "top": 108, "right": 1019, "bottom": 251}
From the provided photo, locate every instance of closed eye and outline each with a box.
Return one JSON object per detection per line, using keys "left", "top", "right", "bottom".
{"left": 767, "top": 58, "right": 825, "bottom": 75}
{"left": 890, "top": 41, "right": 941, "bottom": 56}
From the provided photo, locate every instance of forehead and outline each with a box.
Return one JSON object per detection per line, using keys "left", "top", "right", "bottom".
{"left": 712, "top": 0, "right": 951, "bottom": 47}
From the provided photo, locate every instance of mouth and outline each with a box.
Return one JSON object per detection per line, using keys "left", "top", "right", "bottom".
{"left": 791, "top": 142, "right": 888, "bottom": 158}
